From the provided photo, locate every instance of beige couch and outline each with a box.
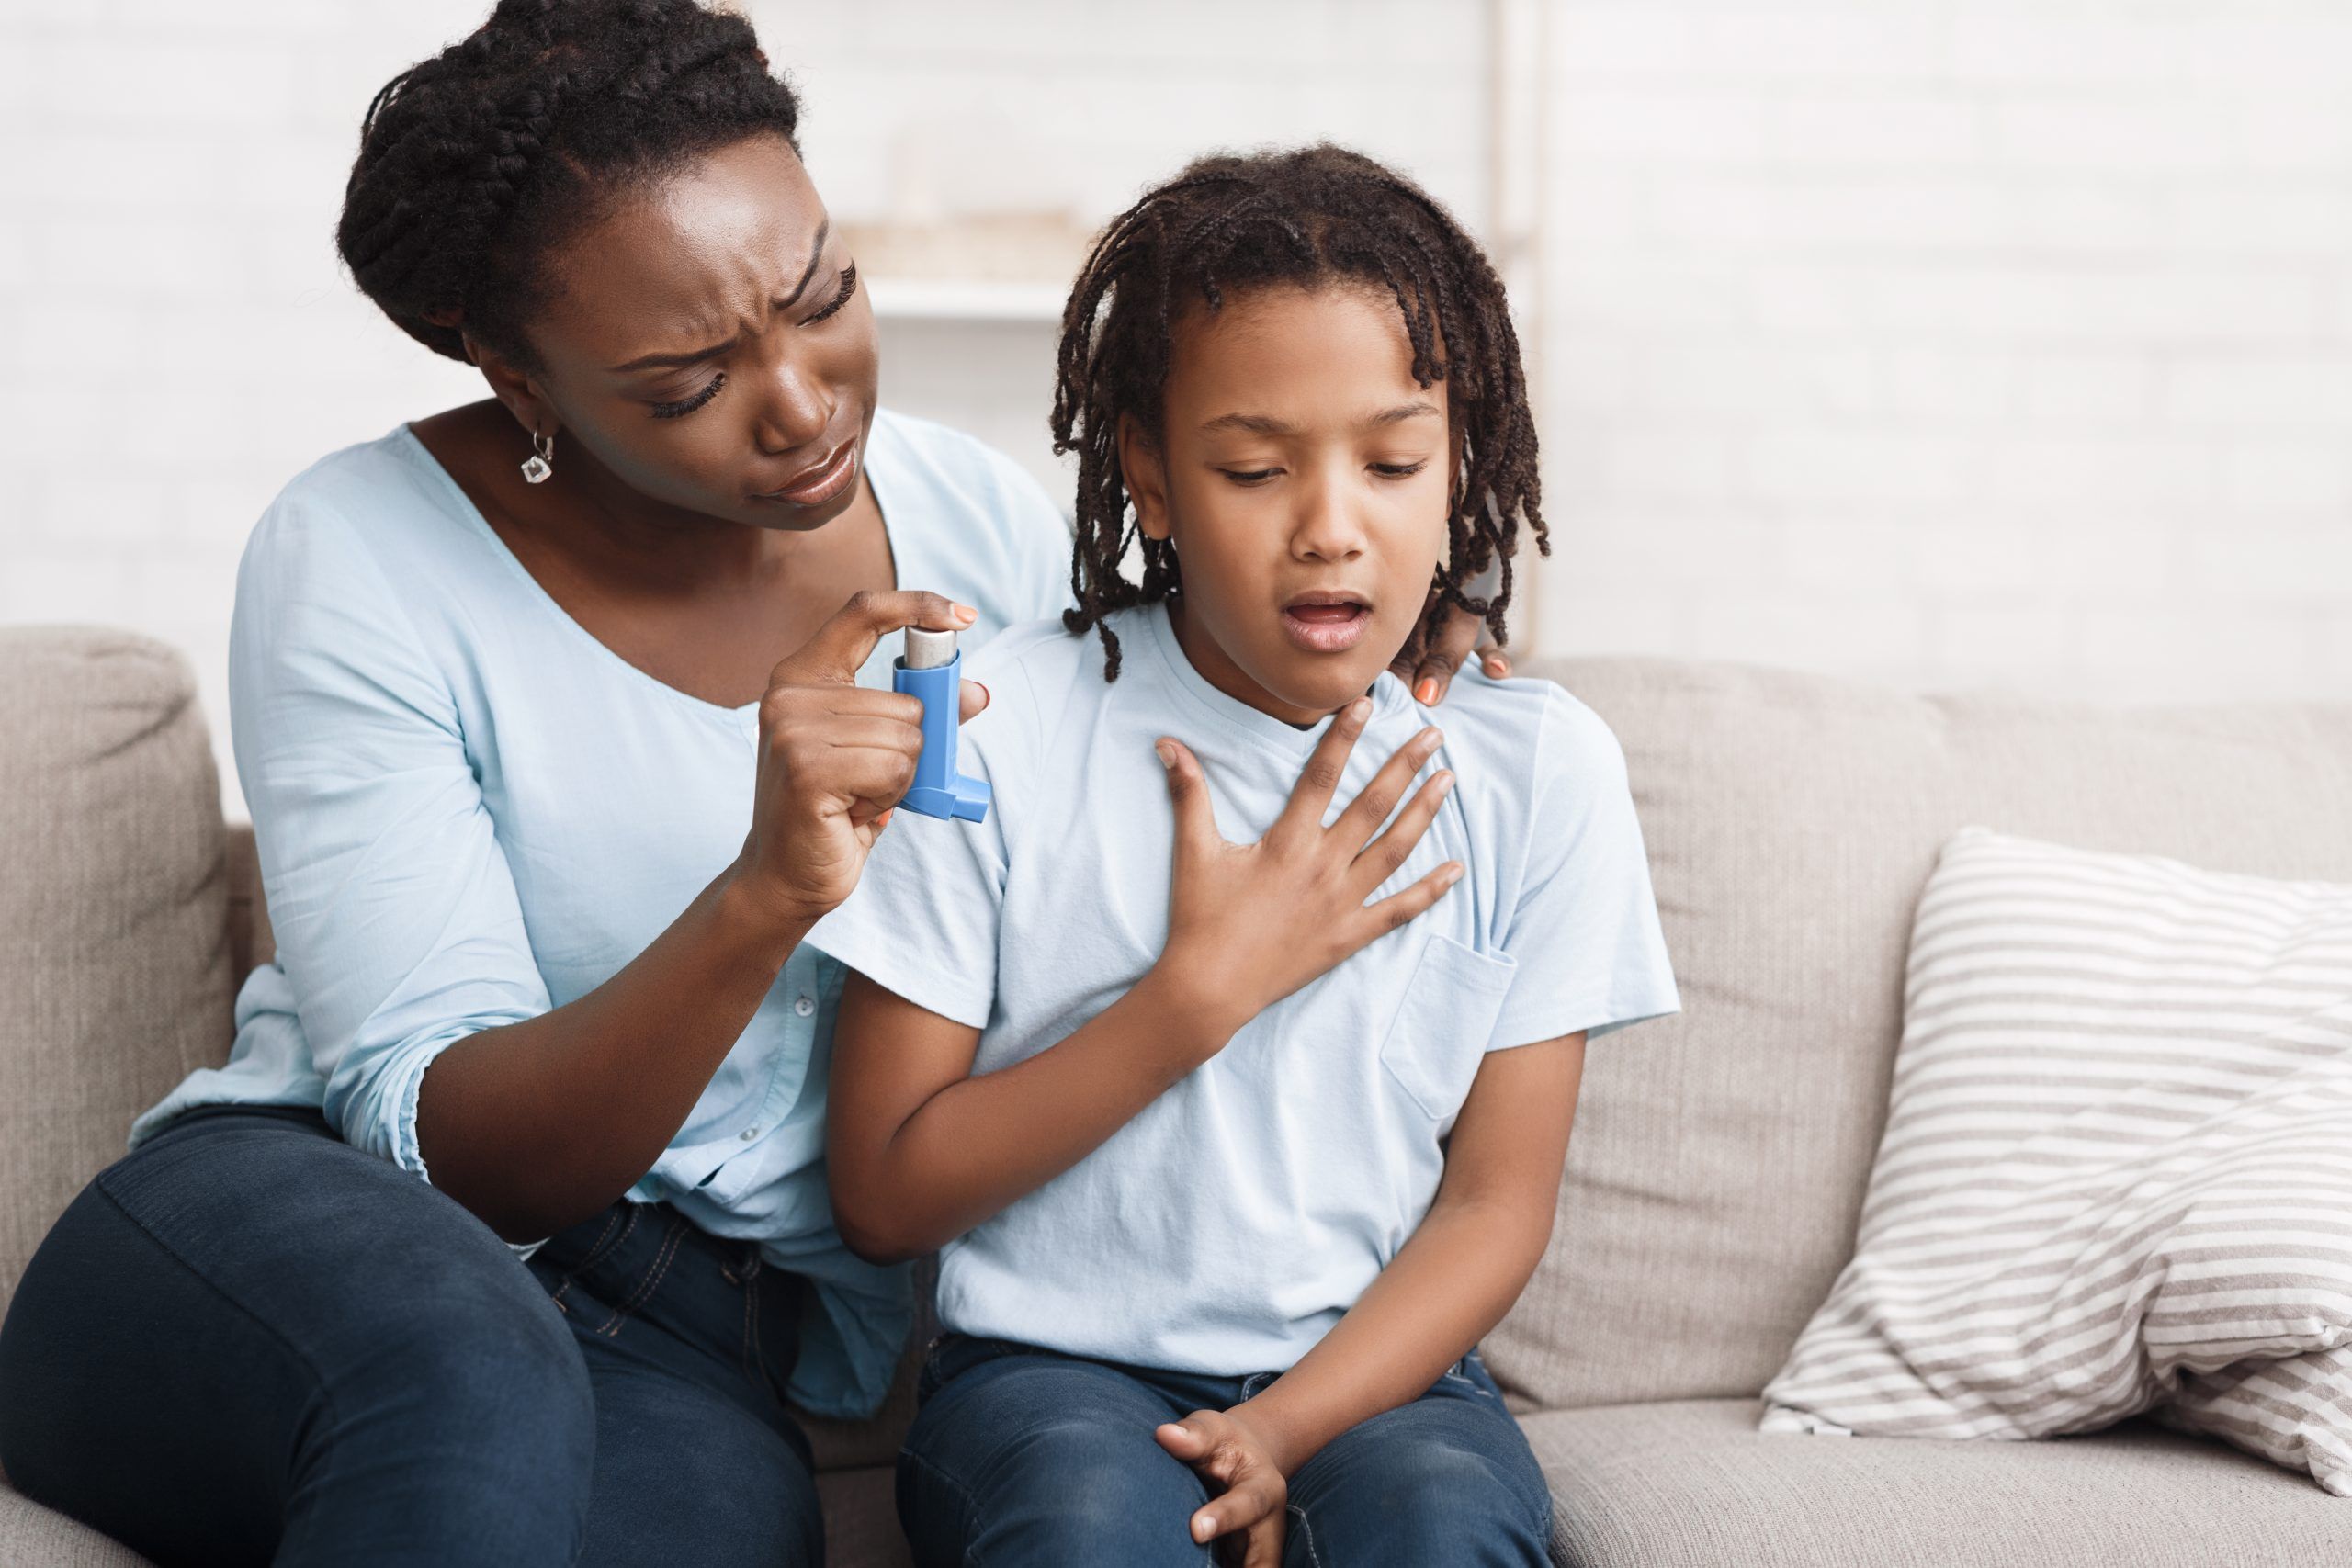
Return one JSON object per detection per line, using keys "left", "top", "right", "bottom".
{"left": 5, "top": 624, "right": 2350, "bottom": 1567}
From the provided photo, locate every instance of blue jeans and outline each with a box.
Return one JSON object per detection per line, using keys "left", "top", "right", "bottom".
{"left": 898, "top": 1335, "right": 1554, "bottom": 1567}
{"left": 0, "top": 1106, "right": 822, "bottom": 1567}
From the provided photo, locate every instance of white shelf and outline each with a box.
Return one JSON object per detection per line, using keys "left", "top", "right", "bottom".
{"left": 866, "top": 277, "right": 1068, "bottom": 324}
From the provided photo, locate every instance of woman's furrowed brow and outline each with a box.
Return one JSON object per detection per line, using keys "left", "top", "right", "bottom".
{"left": 605, "top": 220, "right": 832, "bottom": 374}
{"left": 608, "top": 337, "right": 735, "bottom": 374}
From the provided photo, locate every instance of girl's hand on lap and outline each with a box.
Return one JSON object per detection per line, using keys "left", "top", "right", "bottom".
{"left": 1150, "top": 697, "right": 1461, "bottom": 1036}
{"left": 1156, "top": 1409, "right": 1287, "bottom": 1567}
{"left": 731, "top": 590, "right": 988, "bottom": 931}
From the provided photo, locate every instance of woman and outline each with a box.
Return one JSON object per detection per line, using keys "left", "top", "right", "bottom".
{"left": 0, "top": 4, "right": 1510, "bottom": 1566}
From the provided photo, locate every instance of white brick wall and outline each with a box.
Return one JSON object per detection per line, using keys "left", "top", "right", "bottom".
{"left": 0, "top": 1, "right": 491, "bottom": 817}
{"left": 2, "top": 0, "right": 2346, "bottom": 818}
{"left": 1536, "top": 1, "right": 2352, "bottom": 703}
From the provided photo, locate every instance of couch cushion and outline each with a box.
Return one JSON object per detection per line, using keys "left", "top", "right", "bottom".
{"left": 1491, "top": 658, "right": 2352, "bottom": 1413}
{"left": 0, "top": 1479, "right": 152, "bottom": 1568}
{"left": 223, "top": 825, "right": 270, "bottom": 982}
{"left": 1528, "top": 1397, "right": 2352, "bottom": 1567}
{"left": 816, "top": 1467, "right": 911, "bottom": 1568}
{"left": 0, "top": 628, "right": 235, "bottom": 1314}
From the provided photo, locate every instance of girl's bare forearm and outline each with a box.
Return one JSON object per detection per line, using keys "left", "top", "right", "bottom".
{"left": 1232, "top": 1192, "right": 1554, "bottom": 1476}
{"left": 831, "top": 966, "right": 1234, "bottom": 1261}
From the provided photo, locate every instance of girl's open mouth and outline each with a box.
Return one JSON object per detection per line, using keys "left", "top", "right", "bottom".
{"left": 1281, "top": 597, "right": 1372, "bottom": 654}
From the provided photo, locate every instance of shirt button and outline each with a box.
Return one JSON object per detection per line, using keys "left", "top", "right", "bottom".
{"left": 739, "top": 1127, "right": 758, "bottom": 1141}
{"left": 793, "top": 994, "right": 815, "bottom": 1017}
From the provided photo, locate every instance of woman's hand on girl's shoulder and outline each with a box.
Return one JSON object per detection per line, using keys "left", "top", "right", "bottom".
{"left": 1397, "top": 598, "right": 1512, "bottom": 706}
{"left": 729, "top": 590, "right": 989, "bottom": 934}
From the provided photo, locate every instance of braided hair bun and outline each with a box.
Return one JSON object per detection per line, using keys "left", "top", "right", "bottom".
{"left": 337, "top": 0, "right": 800, "bottom": 369}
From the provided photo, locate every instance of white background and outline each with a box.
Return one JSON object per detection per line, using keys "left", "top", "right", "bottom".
{"left": 3, "top": 1, "right": 2348, "bottom": 816}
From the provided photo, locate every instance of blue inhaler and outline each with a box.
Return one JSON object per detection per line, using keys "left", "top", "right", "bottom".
{"left": 892, "top": 626, "right": 991, "bottom": 823}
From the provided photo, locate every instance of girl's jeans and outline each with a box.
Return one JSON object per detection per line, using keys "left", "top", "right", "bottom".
{"left": 899, "top": 1332, "right": 1555, "bottom": 1567}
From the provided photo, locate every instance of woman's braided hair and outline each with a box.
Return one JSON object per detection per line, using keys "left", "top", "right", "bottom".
{"left": 337, "top": 0, "right": 800, "bottom": 371}
{"left": 1051, "top": 143, "right": 1547, "bottom": 682}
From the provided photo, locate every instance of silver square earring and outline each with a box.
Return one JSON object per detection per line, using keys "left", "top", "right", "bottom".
{"left": 520, "top": 430, "right": 555, "bottom": 484}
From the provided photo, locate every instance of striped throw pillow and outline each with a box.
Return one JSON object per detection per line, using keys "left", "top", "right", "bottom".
{"left": 2157, "top": 1345, "right": 2351, "bottom": 1495}
{"left": 1759, "top": 827, "right": 2352, "bottom": 1495}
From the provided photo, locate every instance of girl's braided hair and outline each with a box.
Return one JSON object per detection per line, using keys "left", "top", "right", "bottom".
{"left": 1051, "top": 143, "right": 1548, "bottom": 681}
{"left": 337, "top": 0, "right": 800, "bottom": 372}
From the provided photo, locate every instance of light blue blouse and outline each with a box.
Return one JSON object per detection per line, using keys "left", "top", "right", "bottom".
{"left": 131, "top": 409, "right": 1072, "bottom": 1418}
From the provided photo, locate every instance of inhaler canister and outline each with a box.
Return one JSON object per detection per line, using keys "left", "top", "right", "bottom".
{"left": 891, "top": 627, "right": 991, "bottom": 823}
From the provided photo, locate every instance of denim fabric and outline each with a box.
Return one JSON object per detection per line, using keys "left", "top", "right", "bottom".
{"left": 0, "top": 1106, "right": 822, "bottom": 1568}
{"left": 898, "top": 1335, "right": 1553, "bottom": 1567}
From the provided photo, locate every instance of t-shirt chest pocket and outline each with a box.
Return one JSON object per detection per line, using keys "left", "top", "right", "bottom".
{"left": 1378, "top": 933, "right": 1518, "bottom": 1120}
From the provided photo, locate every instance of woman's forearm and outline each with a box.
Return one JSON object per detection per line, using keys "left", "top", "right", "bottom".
{"left": 1233, "top": 1191, "right": 1554, "bottom": 1476}
{"left": 415, "top": 863, "right": 811, "bottom": 1242}
{"left": 829, "top": 967, "right": 1235, "bottom": 1262}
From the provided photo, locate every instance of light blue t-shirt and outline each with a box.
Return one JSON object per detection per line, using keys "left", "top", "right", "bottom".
{"left": 131, "top": 408, "right": 1070, "bottom": 1418}
{"left": 808, "top": 602, "right": 1680, "bottom": 1377}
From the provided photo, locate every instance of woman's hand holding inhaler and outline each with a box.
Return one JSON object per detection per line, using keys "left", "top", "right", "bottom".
{"left": 729, "top": 590, "right": 989, "bottom": 933}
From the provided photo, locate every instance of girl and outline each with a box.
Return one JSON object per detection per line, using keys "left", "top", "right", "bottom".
{"left": 812, "top": 147, "right": 1680, "bottom": 1567}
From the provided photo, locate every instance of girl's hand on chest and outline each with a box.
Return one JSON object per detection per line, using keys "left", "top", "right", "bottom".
{"left": 1149, "top": 695, "right": 1464, "bottom": 1037}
